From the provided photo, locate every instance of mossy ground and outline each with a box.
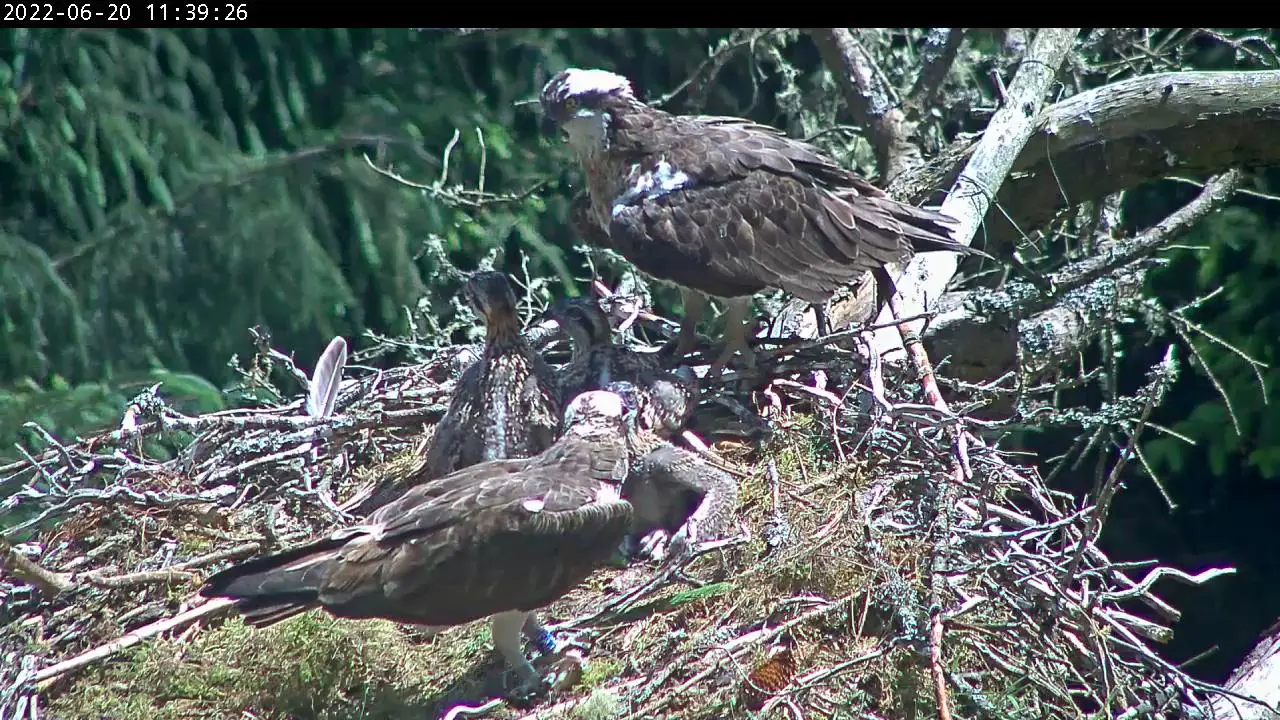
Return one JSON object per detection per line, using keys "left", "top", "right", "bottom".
{"left": 41, "top": 413, "right": 934, "bottom": 719}
{"left": 28, "top": 406, "right": 1076, "bottom": 720}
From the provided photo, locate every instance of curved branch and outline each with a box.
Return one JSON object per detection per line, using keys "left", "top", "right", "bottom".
{"left": 890, "top": 70, "right": 1280, "bottom": 249}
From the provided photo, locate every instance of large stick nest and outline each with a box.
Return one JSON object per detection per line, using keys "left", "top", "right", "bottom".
{"left": 0, "top": 289, "right": 1231, "bottom": 720}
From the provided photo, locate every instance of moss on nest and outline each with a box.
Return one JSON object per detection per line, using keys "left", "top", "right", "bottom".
{"left": 49, "top": 614, "right": 490, "bottom": 720}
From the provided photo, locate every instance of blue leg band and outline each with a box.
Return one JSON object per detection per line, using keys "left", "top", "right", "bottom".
{"left": 533, "top": 627, "right": 558, "bottom": 655}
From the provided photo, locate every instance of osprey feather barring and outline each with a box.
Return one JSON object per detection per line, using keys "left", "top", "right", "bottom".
{"left": 539, "top": 67, "right": 988, "bottom": 376}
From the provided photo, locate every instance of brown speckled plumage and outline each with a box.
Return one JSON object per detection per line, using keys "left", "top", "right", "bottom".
{"left": 358, "top": 272, "right": 562, "bottom": 513}
{"left": 540, "top": 68, "right": 987, "bottom": 371}
{"left": 545, "top": 297, "right": 698, "bottom": 435}
{"left": 201, "top": 390, "right": 637, "bottom": 698}
{"left": 604, "top": 381, "right": 739, "bottom": 562}
{"left": 422, "top": 271, "right": 562, "bottom": 479}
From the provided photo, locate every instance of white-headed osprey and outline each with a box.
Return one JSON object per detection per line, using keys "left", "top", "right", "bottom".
{"left": 539, "top": 67, "right": 986, "bottom": 374}
{"left": 200, "top": 389, "right": 636, "bottom": 705}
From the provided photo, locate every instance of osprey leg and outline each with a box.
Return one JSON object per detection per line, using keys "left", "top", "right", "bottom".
{"left": 708, "top": 296, "right": 757, "bottom": 376}
{"left": 673, "top": 288, "right": 708, "bottom": 358}
{"left": 491, "top": 610, "right": 542, "bottom": 688}
{"left": 522, "top": 613, "right": 559, "bottom": 655}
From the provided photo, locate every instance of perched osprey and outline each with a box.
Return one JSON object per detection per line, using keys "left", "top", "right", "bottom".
{"left": 361, "top": 271, "right": 562, "bottom": 512}
{"left": 200, "top": 389, "right": 636, "bottom": 703}
{"left": 543, "top": 296, "right": 698, "bottom": 434}
{"left": 424, "top": 270, "right": 563, "bottom": 476}
{"left": 539, "top": 68, "right": 987, "bottom": 373}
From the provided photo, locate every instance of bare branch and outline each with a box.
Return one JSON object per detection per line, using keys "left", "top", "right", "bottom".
{"left": 0, "top": 538, "right": 72, "bottom": 596}
{"left": 362, "top": 147, "right": 546, "bottom": 210}
{"left": 650, "top": 29, "right": 784, "bottom": 110}
{"left": 870, "top": 27, "right": 1082, "bottom": 361}
{"left": 1098, "top": 566, "right": 1237, "bottom": 603}
{"left": 1207, "top": 620, "right": 1280, "bottom": 720}
{"left": 1051, "top": 169, "right": 1242, "bottom": 294}
{"left": 919, "top": 168, "right": 1244, "bottom": 382}
{"left": 931, "top": 613, "right": 955, "bottom": 720}
{"left": 891, "top": 70, "right": 1280, "bottom": 250}
{"left": 30, "top": 598, "right": 236, "bottom": 689}
{"left": 906, "top": 28, "right": 967, "bottom": 113}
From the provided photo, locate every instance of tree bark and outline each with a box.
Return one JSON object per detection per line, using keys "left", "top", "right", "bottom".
{"left": 889, "top": 70, "right": 1280, "bottom": 251}
{"left": 807, "top": 28, "right": 925, "bottom": 183}
{"left": 868, "top": 27, "right": 1081, "bottom": 360}
{"left": 1207, "top": 619, "right": 1280, "bottom": 719}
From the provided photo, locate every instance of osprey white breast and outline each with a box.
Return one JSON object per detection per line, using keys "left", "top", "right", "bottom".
{"left": 612, "top": 160, "right": 693, "bottom": 218}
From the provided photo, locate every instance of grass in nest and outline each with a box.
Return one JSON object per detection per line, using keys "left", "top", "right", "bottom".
{"left": 49, "top": 613, "right": 490, "bottom": 720}
{"left": 44, "top": 407, "right": 1011, "bottom": 719}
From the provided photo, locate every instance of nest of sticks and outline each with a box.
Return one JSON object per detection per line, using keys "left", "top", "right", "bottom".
{"left": 0, "top": 283, "right": 1243, "bottom": 720}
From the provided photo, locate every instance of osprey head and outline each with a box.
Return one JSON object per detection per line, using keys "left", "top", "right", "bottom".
{"left": 563, "top": 387, "right": 634, "bottom": 432}
{"left": 462, "top": 270, "right": 518, "bottom": 327}
{"left": 601, "top": 380, "right": 648, "bottom": 431}
{"left": 543, "top": 297, "right": 613, "bottom": 348}
{"left": 539, "top": 68, "right": 635, "bottom": 152}
{"left": 648, "top": 373, "right": 697, "bottom": 433}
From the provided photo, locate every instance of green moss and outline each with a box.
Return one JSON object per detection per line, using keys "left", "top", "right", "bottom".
{"left": 579, "top": 658, "right": 622, "bottom": 690}
{"left": 564, "top": 688, "right": 626, "bottom": 719}
{"left": 49, "top": 613, "right": 489, "bottom": 720}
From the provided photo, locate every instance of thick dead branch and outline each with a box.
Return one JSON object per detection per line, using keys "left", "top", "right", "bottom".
{"left": 921, "top": 169, "right": 1243, "bottom": 384}
{"left": 890, "top": 70, "right": 1280, "bottom": 250}
{"left": 870, "top": 27, "right": 1082, "bottom": 361}
{"left": 1207, "top": 620, "right": 1280, "bottom": 719}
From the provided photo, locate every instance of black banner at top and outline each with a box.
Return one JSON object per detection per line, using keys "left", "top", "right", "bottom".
{"left": 0, "top": 2, "right": 483, "bottom": 27}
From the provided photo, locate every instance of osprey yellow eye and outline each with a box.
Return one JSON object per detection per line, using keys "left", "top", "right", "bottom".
{"left": 563, "top": 98, "right": 578, "bottom": 113}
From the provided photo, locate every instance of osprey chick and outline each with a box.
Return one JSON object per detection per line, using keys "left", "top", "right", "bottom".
{"left": 424, "top": 270, "right": 562, "bottom": 477}
{"left": 543, "top": 296, "right": 698, "bottom": 434}
{"left": 200, "top": 389, "right": 637, "bottom": 704}
{"left": 605, "top": 381, "right": 740, "bottom": 564}
{"left": 362, "top": 270, "right": 562, "bottom": 512}
{"left": 539, "top": 68, "right": 987, "bottom": 374}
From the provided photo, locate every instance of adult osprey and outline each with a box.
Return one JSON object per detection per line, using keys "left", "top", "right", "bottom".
{"left": 539, "top": 67, "right": 986, "bottom": 373}
{"left": 200, "top": 389, "right": 635, "bottom": 704}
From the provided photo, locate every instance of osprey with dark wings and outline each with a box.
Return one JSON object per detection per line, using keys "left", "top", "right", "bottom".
{"left": 539, "top": 68, "right": 987, "bottom": 373}
{"left": 200, "top": 389, "right": 637, "bottom": 704}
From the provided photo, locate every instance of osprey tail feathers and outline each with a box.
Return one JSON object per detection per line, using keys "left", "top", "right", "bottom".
{"left": 200, "top": 536, "right": 346, "bottom": 627}
{"left": 883, "top": 200, "right": 993, "bottom": 260}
